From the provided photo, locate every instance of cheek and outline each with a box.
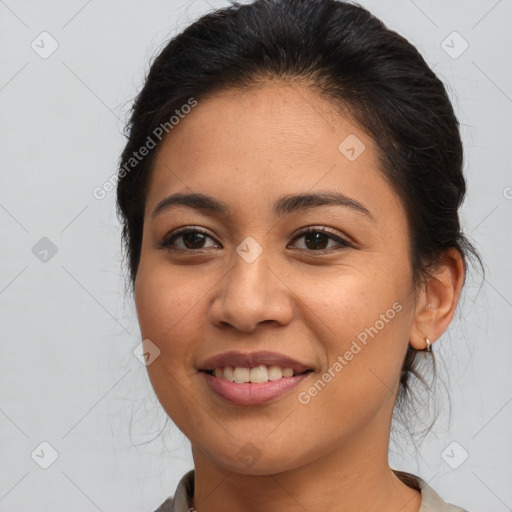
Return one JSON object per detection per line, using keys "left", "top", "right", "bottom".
{"left": 134, "top": 262, "right": 204, "bottom": 397}
{"left": 295, "top": 264, "right": 405, "bottom": 340}
{"left": 134, "top": 262, "right": 211, "bottom": 431}
{"left": 294, "top": 267, "right": 411, "bottom": 394}
{"left": 135, "top": 260, "right": 206, "bottom": 344}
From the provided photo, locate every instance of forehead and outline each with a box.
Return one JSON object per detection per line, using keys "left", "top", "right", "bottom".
{"left": 146, "top": 83, "right": 403, "bottom": 225}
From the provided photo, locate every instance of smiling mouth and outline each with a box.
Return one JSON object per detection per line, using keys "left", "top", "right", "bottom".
{"left": 202, "top": 365, "right": 313, "bottom": 383}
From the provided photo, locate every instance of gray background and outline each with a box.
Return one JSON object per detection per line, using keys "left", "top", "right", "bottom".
{"left": 0, "top": 0, "right": 511, "bottom": 510}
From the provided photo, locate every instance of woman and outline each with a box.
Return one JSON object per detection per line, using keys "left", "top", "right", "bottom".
{"left": 116, "top": 0, "right": 481, "bottom": 510}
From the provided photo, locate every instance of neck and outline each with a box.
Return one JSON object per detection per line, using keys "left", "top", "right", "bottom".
{"left": 189, "top": 420, "right": 421, "bottom": 512}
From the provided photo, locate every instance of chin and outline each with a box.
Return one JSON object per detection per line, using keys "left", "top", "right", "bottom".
{"left": 199, "top": 440, "right": 312, "bottom": 476}
{"left": 218, "top": 456, "right": 297, "bottom": 476}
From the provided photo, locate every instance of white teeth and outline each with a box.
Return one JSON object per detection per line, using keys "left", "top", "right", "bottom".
{"left": 282, "top": 367, "right": 294, "bottom": 377}
{"left": 223, "top": 366, "right": 234, "bottom": 382}
{"left": 211, "top": 365, "right": 298, "bottom": 383}
{"left": 233, "top": 367, "right": 250, "bottom": 383}
{"left": 249, "top": 365, "right": 268, "bottom": 383}
{"left": 268, "top": 365, "right": 283, "bottom": 380}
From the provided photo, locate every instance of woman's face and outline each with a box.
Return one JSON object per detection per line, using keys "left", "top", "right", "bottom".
{"left": 135, "top": 83, "right": 419, "bottom": 474}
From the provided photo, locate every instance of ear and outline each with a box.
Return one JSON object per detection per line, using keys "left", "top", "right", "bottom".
{"left": 409, "top": 248, "right": 466, "bottom": 350}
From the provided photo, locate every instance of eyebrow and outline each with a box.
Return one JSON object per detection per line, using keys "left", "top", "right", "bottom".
{"left": 151, "top": 191, "right": 373, "bottom": 220}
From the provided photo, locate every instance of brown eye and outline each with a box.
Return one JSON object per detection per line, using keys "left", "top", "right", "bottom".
{"left": 289, "top": 227, "right": 351, "bottom": 252}
{"left": 180, "top": 232, "right": 209, "bottom": 249}
{"left": 158, "top": 228, "right": 220, "bottom": 251}
{"left": 157, "top": 226, "right": 351, "bottom": 253}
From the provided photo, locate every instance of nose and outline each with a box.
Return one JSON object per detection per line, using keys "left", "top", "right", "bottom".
{"left": 208, "top": 250, "right": 294, "bottom": 333}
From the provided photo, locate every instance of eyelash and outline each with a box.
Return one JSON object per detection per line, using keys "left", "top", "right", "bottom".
{"left": 156, "top": 226, "right": 352, "bottom": 253}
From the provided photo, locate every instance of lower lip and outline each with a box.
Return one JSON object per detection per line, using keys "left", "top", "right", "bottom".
{"left": 201, "top": 372, "right": 311, "bottom": 405}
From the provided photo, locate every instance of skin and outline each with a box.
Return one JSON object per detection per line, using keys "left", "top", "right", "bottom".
{"left": 134, "top": 81, "right": 465, "bottom": 512}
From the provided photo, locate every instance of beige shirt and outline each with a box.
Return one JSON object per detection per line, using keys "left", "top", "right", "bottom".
{"left": 153, "top": 469, "right": 470, "bottom": 512}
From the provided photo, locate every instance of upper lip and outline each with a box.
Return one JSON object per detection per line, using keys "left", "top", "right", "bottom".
{"left": 198, "top": 350, "right": 313, "bottom": 373}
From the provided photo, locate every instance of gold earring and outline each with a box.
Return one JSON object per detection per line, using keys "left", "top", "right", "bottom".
{"left": 425, "top": 337, "right": 432, "bottom": 352}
